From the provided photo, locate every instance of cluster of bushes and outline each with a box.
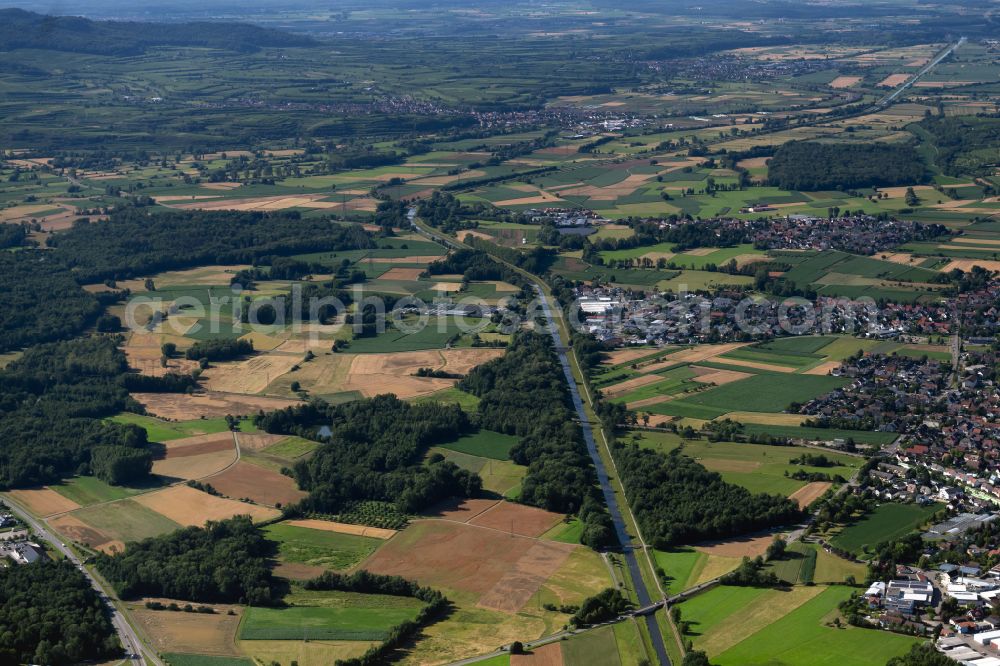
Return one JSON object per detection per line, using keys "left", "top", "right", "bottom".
{"left": 184, "top": 338, "right": 254, "bottom": 362}
{"left": 458, "top": 332, "right": 616, "bottom": 549}
{"left": 614, "top": 443, "right": 803, "bottom": 548}
{"left": 720, "top": 556, "right": 782, "bottom": 587}
{"left": 257, "top": 395, "right": 480, "bottom": 515}
{"left": 571, "top": 588, "right": 632, "bottom": 626}
{"left": 144, "top": 601, "right": 217, "bottom": 614}
{"left": 94, "top": 517, "right": 282, "bottom": 605}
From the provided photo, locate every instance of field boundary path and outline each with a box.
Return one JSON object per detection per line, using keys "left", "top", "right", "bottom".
{"left": 2, "top": 494, "right": 160, "bottom": 666}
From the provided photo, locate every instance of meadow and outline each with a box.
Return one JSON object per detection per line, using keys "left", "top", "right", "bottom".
{"left": 829, "top": 502, "right": 941, "bottom": 555}
{"left": 263, "top": 522, "right": 382, "bottom": 571}
{"left": 634, "top": 433, "right": 861, "bottom": 498}
{"left": 239, "top": 590, "right": 425, "bottom": 641}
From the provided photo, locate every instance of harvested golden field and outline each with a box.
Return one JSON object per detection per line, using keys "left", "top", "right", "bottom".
{"left": 602, "top": 373, "right": 668, "bottom": 399}
{"left": 718, "top": 411, "right": 807, "bottom": 426}
{"left": 160, "top": 433, "right": 236, "bottom": 459}
{"left": 601, "top": 347, "right": 662, "bottom": 366}
{"left": 379, "top": 267, "right": 426, "bottom": 280}
{"left": 803, "top": 361, "right": 842, "bottom": 376}
{"left": 134, "top": 484, "right": 280, "bottom": 526}
{"left": 129, "top": 599, "right": 243, "bottom": 656}
{"left": 690, "top": 366, "right": 753, "bottom": 385}
{"left": 492, "top": 193, "right": 566, "bottom": 207}
{"left": 644, "top": 343, "right": 747, "bottom": 369}
{"left": 233, "top": 433, "right": 287, "bottom": 450}
{"left": 695, "top": 533, "right": 779, "bottom": 559}
{"left": 201, "top": 352, "right": 305, "bottom": 394}
{"left": 626, "top": 394, "right": 677, "bottom": 410}
{"left": 152, "top": 448, "right": 238, "bottom": 480}
{"left": 457, "top": 230, "right": 495, "bottom": 243}
{"left": 168, "top": 193, "right": 340, "bottom": 212}
{"left": 788, "top": 481, "right": 832, "bottom": 508}
{"left": 336, "top": 349, "right": 504, "bottom": 399}
{"left": 286, "top": 518, "right": 397, "bottom": 540}
{"left": 239, "top": 640, "right": 377, "bottom": 666}
{"left": 203, "top": 461, "right": 307, "bottom": 507}
{"left": 132, "top": 391, "right": 298, "bottom": 420}
{"left": 6, "top": 488, "right": 80, "bottom": 517}
{"left": 941, "top": 259, "right": 1000, "bottom": 273}
{"left": 711, "top": 357, "right": 797, "bottom": 373}
{"left": 829, "top": 76, "right": 863, "bottom": 89}
{"left": 123, "top": 333, "right": 199, "bottom": 377}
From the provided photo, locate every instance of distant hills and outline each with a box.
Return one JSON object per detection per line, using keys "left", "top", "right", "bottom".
{"left": 0, "top": 8, "right": 316, "bottom": 55}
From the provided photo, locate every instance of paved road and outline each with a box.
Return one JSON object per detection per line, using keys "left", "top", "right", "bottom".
{"left": 873, "top": 37, "right": 966, "bottom": 109}
{"left": 3, "top": 496, "right": 157, "bottom": 666}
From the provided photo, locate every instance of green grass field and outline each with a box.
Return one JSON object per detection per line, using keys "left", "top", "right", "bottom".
{"left": 543, "top": 518, "right": 585, "bottom": 544}
{"left": 738, "top": 423, "right": 897, "bottom": 446}
{"left": 262, "top": 437, "right": 320, "bottom": 460}
{"left": 239, "top": 590, "right": 424, "bottom": 641}
{"left": 344, "top": 317, "right": 476, "bottom": 353}
{"left": 70, "top": 499, "right": 182, "bottom": 544}
{"left": 562, "top": 624, "right": 623, "bottom": 666}
{"left": 654, "top": 547, "right": 708, "bottom": 595}
{"left": 107, "top": 413, "right": 236, "bottom": 441}
{"left": 263, "top": 522, "right": 382, "bottom": 570}
{"left": 438, "top": 430, "right": 518, "bottom": 460}
{"left": 431, "top": 448, "right": 526, "bottom": 496}
{"left": 49, "top": 476, "right": 160, "bottom": 506}
{"left": 714, "top": 586, "right": 920, "bottom": 665}
{"left": 411, "top": 386, "right": 481, "bottom": 411}
{"left": 634, "top": 433, "right": 860, "bottom": 497}
{"left": 667, "top": 374, "right": 849, "bottom": 415}
{"left": 681, "top": 584, "right": 773, "bottom": 638}
{"left": 829, "top": 502, "right": 941, "bottom": 555}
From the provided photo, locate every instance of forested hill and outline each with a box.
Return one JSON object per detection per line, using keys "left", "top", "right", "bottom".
{"left": 0, "top": 9, "right": 316, "bottom": 55}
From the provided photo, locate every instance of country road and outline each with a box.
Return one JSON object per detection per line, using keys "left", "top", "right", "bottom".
{"left": 2, "top": 495, "right": 160, "bottom": 666}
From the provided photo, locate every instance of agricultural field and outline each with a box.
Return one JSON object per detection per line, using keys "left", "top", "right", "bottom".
{"left": 631, "top": 432, "right": 861, "bottom": 498}
{"left": 598, "top": 336, "right": 935, "bottom": 445}
{"left": 679, "top": 584, "right": 921, "bottom": 665}
{"left": 263, "top": 522, "right": 383, "bottom": 574}
{"left": 828, "top": 502, "right": 942, "bottom": 556}
{"left": 239, "top": 589, "right": 424, "bottom": 641}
